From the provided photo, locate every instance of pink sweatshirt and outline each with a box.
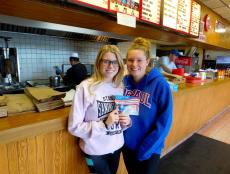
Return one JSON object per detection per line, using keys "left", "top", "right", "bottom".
{"left": 68, "top": 79, "right": 124, "bottom": 155}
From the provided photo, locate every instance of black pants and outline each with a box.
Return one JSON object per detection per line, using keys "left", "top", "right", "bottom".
{"left": 84, "top": 148, "right": 121, "bottom": 174}
{"left": 122, "top": 146, "right": 160, "bottom": 174}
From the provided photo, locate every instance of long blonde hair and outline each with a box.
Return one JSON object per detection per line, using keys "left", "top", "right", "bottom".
{"left": 89, "top": 45, "right": 124, "bottom": 93}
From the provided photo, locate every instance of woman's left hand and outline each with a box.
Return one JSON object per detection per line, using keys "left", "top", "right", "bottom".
{"left": 119, "top": 113, "right": 131, "bottom": 126}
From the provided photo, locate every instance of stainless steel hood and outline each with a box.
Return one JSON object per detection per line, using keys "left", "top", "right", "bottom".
{"left": 0, "top": 15, "right": 132, "bottom": 43}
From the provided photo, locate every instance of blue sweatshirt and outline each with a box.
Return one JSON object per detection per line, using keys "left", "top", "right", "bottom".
{"left": 123, "top": 68, "right": 173, "bottom": 161}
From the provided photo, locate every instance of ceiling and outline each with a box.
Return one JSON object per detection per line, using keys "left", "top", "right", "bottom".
{"left": 199, "top": 0, "right": 230, "bottom": 22}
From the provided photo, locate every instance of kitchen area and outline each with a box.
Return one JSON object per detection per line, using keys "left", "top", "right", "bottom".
{"left": 0, "top": 30, "right": 104, "bottom": 94}
{"left": 0, "top": 25, "right": 229, "bottom": 95}
{"left": 0, "top": 0, "right": 230, "bottom": 174}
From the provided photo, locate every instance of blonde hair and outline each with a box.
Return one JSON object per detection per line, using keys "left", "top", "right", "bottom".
{"left": 89, "top": 45, "right": 124, "bottom": 94}
{"left": 127, "top": 37, "right": 151, "bottom": 60}
{"left": 127, "top": 37, "right": 152, "bottom": 72}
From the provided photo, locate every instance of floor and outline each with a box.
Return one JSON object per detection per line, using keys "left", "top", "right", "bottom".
{"left": 198, "top": 107, "right": 230, "bottom": 144}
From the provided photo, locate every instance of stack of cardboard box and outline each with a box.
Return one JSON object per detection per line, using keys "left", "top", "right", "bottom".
{"left": 0, "top": 96, "right": 7, "bottom": 118}
{"left": 24, "top": 87, "right": 65, "bottom": 112}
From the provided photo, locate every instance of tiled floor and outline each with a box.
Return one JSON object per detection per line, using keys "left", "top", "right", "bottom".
{"left": 198, "top": 107, "right": 230, "bottom": 144}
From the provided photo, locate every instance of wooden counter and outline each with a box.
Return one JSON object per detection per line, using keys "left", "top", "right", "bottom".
{"left": 165, "top": 78, "right": 230, "bottom": 152}
{"left": 0, "top": 79, "right": 230, "bottom": 174}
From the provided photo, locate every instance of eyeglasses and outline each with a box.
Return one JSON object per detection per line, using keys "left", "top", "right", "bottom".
{"left": 102, "top": 59, "right": 119, "bottom": 67}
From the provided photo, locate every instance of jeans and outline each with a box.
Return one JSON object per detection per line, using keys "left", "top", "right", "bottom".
{"left": 84, "top": 148, "right": 121, "bottom": 174}
{"left": 122, "top": 146, "right": 160, "bottom": 174}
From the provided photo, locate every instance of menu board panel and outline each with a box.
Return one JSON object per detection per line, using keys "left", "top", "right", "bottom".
{"left": 177, "top": 0, "right": 191, "bottom": 33}
{"left": 68, "top": 0, "right": 108, "bottom": 9}
{"left": 163, "top": 0, "right": 178, "bottom": 29}
{"left": 110, "top": 0, "right": 140, "bottom": 18}
{"left": 190, "top": 1, "right": 201, "bottom": 36}
{"left": 141, "top": 0, "right": 161, "bottom": 25}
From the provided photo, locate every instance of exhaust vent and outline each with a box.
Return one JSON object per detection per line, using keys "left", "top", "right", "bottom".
{"left": 0, "top": 23, "right": 125, "bottom": 43}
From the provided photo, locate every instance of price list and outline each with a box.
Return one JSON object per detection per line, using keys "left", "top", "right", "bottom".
{"left": 141, "top": 0, "right": 161, "bottom": 25}
{"left": 110, "top": 0, "right": 140, "bottom": 18}
{"left": 163, "top": 0, "right": 179, "bottom": 29}
{"left": 177, "top": 0, "right": 191, "bottom": 33}
{"left": 190, "top": 1, "right": 201, "bottom": 36}
{"left": 68, "top": 0, "right": 108, "bottom": 9}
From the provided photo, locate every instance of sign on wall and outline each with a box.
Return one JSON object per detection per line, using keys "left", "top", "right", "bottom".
{"left": 189, "top": 1, "right": 201, "bottom": 36}
{"left": 177, "top": 0, "right": 191, "bottom": 33}
{"left": 110, "top": 0, "right": 140, "bottom": 18}
{"left": 141, "top": 0, "right": 161, "bottom": 25}
{"left": 163, "top": 0, "right": 179, "bottom": 30}
{"left": 68, "top": 0, "right": 109, "bottom": 9}
{"left": 68, "top": 0, "right": 201, "bottom": 37}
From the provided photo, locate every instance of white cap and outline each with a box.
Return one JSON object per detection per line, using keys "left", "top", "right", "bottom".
{"left": 71, "top": 52, "right": 79, "bottom": 58}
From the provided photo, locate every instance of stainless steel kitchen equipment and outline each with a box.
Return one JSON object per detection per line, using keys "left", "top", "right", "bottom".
{"left": 49, "top": 76, "right": 61, "bottom": 87}
{"left": 0, "top": 36, "right": 20, "bottom": 84}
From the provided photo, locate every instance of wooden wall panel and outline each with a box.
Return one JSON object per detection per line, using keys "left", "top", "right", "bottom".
{"left": 27, "top": 138, "right": 37, "bottom": 174}
{"left": 0, "top": 144, "right": 9, "bottom": 174}
{"left": 36, "top": 135, "right": 45, "bottom": 174}
{"left": 18, "top": 140, "right": 29, "bottom": 174}
{"left": 117, "top": 154, "right": 128, "bottom": 174}
{"left": 7, "top": 143, "right": 19, "bottom": 174}
{"left": 1, "top": 131, "right": 91, "bottom": 174}
{"left": 44, "top": 132, "right": 55, "bottom": 174}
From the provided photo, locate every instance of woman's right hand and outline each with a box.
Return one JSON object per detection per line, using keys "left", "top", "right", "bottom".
{"left": 104, "top": 109, "right": 119, "bottom": 127}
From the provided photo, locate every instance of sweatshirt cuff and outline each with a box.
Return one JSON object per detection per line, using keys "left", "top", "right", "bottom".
{"left": 121, "top": 119, "right": 132, "bottom": 130}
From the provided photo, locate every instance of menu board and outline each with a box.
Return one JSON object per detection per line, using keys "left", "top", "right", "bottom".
{"left": 163, "top": 0, "right": 178, "bottom": 29}
{"left": 177, "top": 0, "right": 191, "bottom": 33}
{"left": 110, "top": 0, "right": 140, "bottom": 18}
{"left": 141, "top": 0, "right": 161, "bottom": 25}
{"left": 189, "top": 1, "right": 201, "bottom": 36}
{"left": 68, "top": 0, "right": 108, "bottom": 9}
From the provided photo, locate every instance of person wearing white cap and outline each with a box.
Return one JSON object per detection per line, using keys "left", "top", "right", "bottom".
{"left": 62, "top": 52, "right": 88, "bottom": 89}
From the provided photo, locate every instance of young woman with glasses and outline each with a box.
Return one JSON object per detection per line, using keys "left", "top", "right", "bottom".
{"left": 122, "top": 37, "right": 173, "bottom": 174}
{"left": 68, "top": 45, "right": 131, "bottom": 174}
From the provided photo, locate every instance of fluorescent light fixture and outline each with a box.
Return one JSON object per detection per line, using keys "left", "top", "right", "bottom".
{"left": 215, "top": 28, "right": 226, "bottom": 33}
{"left": 215, "top": 20, "right": 226, "bottom": 33}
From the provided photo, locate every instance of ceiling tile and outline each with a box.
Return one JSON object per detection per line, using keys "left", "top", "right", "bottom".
{"left": 199, "top": 0, "right": 210, "bottom": 3}
{"left": 222, "top": 13, "right": 230, "bottom": 17}
{"left": 221, "top": 0, "right": 230, "bottom": 5}
{"left": 202, "top": 0, "right": 225, "bottom": 8}
{"left": 213, "top": 6, "right": 230, "bottom": 14}
{"left": 221, "top": 15, "right": 230, "bottom": 21}
{"left": 200, "top": 0, "right": 230, "bottom": 22}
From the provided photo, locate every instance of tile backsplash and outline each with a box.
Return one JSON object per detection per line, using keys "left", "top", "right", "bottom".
{"left": 0, "top": 31, "right": 106, "bottom": 82}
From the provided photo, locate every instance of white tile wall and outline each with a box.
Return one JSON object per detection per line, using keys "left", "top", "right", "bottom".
{"left": 0, "top": 31, "right": 106, "bottom": 82}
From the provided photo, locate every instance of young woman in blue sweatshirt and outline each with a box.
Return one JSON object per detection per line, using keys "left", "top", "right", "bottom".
{"left": 122, "top": 37, "right": 173, "bottom": 174}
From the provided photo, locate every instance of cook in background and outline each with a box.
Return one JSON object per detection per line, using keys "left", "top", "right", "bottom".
{"left": 122, "top": 37, "right": 173, "bottom": 174}
{"left": 56, "top": 52, "right": 87, "bottom": 89}
{"left": 159, "top": 49, "right": 180, "bottom": 73}
{"left": 68, "top": 45, "right": 131, "bottom": 174}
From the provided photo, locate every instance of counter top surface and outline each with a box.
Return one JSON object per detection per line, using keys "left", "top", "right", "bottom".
{"left": 1, "top": 79, "right": 229, "bottom": 129}
{"left": 0, "top": 107, "right": 70, "bottom": 131}
{"left": 0, "top": 78, "right": 230, "bottom": 143}
{"left": 174, "top": 78, "right": 230, "bottom": 96}
{"left": 0, "top": 107, "right": 70, "bottom": 143}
